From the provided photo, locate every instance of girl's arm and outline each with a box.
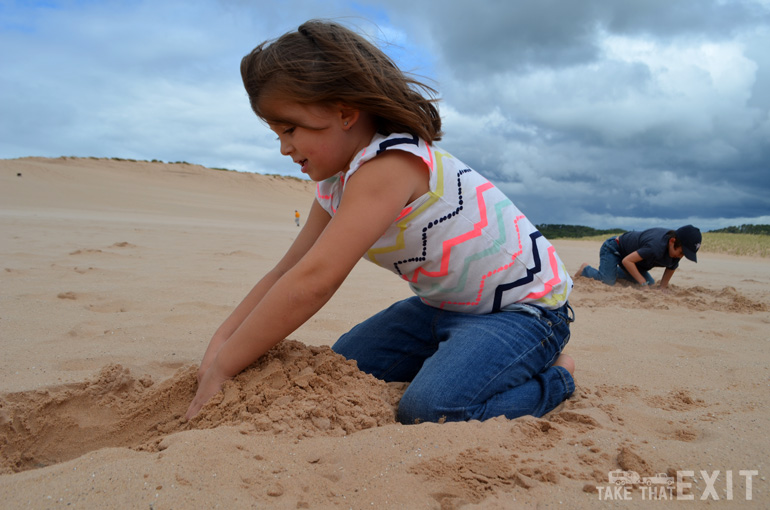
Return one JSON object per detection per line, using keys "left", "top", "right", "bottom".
{"left": 197, "top": 199, "right": 331, "bottom": 381}
{"left": 186, "top": 150, "right": 427, "bottom": 419}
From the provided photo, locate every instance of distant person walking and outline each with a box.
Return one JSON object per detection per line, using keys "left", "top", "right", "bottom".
{"left": 575, "top": 225, "right": 701, "bottom": 291}
{"left": 294, "top": 210, "right": 300, "bottom": 227}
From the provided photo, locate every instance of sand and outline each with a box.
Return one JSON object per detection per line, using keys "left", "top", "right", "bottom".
{"left": 1, "top": 157, "right": 768, "bottom": 508}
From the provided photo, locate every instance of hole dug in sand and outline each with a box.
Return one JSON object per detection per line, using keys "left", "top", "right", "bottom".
{"left": 0, "top": 340, "right": 399, "bottom": 474}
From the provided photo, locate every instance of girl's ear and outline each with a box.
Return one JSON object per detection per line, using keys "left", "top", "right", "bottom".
{"left": 337, "top": 104, "right": 360, "bottom": 130}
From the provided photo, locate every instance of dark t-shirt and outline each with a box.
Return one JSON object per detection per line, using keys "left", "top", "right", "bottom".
{"left": 617, "top": 228, "right": 681, "bottom": 272}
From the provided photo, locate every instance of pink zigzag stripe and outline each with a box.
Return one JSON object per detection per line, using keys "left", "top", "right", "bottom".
{"left": 394, "top": 206, "right": 413, "bottom": 222}
{"left": 437, "top": 215, "right": 525, "bottom": 308}
{"left": 316, "top": 182, "right": 331, "bottom": 200}
{"left": 422, "top": 142, "right": 434, "bottom": 171}
{"left": 524, "top": 245, "right": 562, "bottom": 300}
{"left": 404, "top": 182, "right": 494, "bottom": 283}
{"left": 316, "top": 175, "right": 346, "bottom": 214}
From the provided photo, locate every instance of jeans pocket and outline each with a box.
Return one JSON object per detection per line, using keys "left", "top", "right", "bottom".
{"left": 545, "top": 307, "right": 571, "bottom": 354}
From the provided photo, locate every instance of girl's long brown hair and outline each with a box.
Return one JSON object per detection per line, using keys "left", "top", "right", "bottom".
{"left": 241, "top": 19, "right": 442, "bottom": 142}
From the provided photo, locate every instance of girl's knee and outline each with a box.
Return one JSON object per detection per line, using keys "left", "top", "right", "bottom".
{"left": 397, "top": 400, "right": 441, "bottom": 424}
{"left": 396, "top": 385, "right": 456, "bottom": 424}
{"left": 330, "top": 334, "right": 352, "bottom": 357}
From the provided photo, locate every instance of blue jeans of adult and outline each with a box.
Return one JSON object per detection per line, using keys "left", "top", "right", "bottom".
{"left": 580, "top": 237, "right": 654, "bottom": 285}
{"left": 332, "top": 297, "right": 575, "bottom": 424}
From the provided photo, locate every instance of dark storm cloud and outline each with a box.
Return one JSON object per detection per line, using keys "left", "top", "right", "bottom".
{"left": 387, "top": 0, "right": 769, "bottom": 74}
{"left": 370, "top": 0, "right": 770, "bottom": 230}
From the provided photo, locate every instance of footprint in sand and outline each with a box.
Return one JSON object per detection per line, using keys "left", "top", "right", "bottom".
{"left": 68, "top": 249, "right": 103, "bottom": 256}
{"left": 68, "top": 242, "right": 137, "bottom": 257}
{"left": 59, "top": 292, "right": 132, "bottom": 313}
{"left": 643, "top": 389, "right": 706, "bottom": 412}
{"left": 86, "top": 301, "right": 130, "bottom": 313}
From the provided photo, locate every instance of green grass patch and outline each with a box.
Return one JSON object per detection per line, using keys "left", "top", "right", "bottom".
{"left": 700, "top": 232, "right": 770, "bottom": 258}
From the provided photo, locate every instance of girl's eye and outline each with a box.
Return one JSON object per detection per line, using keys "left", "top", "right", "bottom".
{"left": 274, "top": 127, "right": 295, "bottom": 141}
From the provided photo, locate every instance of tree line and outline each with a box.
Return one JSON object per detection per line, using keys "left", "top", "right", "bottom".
{"left": 709, "top": 224, "right": 770, "bottom": 235}
{"left": 535, "top": 224, "right": 626, "bottom": 239}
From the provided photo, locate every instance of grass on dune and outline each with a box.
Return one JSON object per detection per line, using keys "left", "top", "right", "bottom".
{"left": 699, "top": 232, "right": 770, "bottom": 258}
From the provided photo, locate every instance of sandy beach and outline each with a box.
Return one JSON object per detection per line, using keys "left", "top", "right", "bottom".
{"left": 1, "top": 157, "right": 768, "bottom": 508}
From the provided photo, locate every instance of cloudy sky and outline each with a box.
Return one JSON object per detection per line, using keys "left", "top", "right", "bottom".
{"left": 2, "top": 0, "right": 769, "bottom": 231}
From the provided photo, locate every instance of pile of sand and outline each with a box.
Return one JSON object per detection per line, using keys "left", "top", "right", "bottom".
{"left": 1, "top": 340, "right": 401, "bottom": 474}
{"left": 191, "top": 340, "right": 399, "bottom": 436}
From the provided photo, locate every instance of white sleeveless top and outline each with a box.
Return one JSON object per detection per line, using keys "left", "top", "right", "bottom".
{"left": 316, "top": 132, "right": 572, "bottom": 313}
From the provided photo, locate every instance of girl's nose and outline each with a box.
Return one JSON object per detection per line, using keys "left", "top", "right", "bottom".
{"left": 279, "top": 139, "right": 293, "bottom": 156}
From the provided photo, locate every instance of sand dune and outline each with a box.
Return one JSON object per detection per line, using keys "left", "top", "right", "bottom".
{"left": 1, "top": 157, "right": 768, "bottom": 508}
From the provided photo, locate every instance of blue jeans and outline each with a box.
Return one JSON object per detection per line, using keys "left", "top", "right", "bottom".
{"left": 580, "top": 237, "right": 654, "bottom": 286}
{"left": 332, "top": 297, "right": 575, "bottom": 424}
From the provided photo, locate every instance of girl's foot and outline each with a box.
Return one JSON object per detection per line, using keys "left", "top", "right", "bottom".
{"left": 574, "top": 263, "right": 588, "bottom": 279}
{"left": 553, "top": 353, "right": 575, "bottom": 375}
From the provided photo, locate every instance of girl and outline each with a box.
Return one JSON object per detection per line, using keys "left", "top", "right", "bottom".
{"left": 186, "top": 20, "right": 576, "bottom": 423}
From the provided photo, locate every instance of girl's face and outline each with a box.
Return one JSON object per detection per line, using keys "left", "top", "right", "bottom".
{"left": 260, "top": 98, "right": 363, "bottom": 182}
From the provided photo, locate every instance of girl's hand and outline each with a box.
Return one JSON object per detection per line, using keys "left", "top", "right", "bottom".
{"left": 185, "top": 362, "right": 231, "bottom": 420}
{"left": 197, "top": 333, "right": 230, "bottom": 384}
{"left": 197, "top": 354, "right": 215, "bottom": 384}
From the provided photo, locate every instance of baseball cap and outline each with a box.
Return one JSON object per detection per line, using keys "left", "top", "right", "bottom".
{"left": 675, "top": 225, "right": 701, "bottom": 262}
